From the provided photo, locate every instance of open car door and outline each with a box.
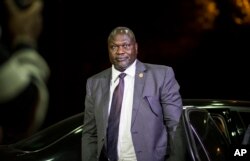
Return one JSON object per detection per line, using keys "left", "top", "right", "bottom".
{"left": 168, "top": 108, "right": 230, "bottom": 161}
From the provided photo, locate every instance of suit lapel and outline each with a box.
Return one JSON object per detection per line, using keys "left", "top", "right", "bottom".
{"left": 131, "top": 60, "right": 146, "bottom": 126}
{"left": 100, "top": 69, "right": 111, "bottom": 131}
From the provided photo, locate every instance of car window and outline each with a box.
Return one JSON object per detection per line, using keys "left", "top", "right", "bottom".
{"left": 188, "top": 109, "right": 229, "bottom": 161}
{"left": 211, "top": 113, "right": 231, "bottom": 144}
{"left": 230, "top": 111, "right": 246, "bottom": 144}
{"left": 239, "top": 111, "right": 250, "bottom": 127}
{"left": 197, "top": 106, "right": 250, "bottom": 145}
{"left": 242, "top": 124, "right": 250, "bottom": 145}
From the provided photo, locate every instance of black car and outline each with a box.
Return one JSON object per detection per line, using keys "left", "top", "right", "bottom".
{"left": 169, "top": 99, "right": 250, "bottom": 161}
{"left": 0, "top": 99, "right": 250, "bottom": 161}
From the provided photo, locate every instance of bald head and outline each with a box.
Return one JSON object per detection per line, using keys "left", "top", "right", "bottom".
{"left": 108, "top": 26, "right": 136, "bottom": 43}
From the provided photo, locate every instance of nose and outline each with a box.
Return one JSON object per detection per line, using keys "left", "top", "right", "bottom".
{"left": 116, "top": 46, "right": 124, "bottom": 54}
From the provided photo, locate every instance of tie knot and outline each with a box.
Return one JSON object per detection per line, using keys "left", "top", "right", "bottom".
{"left": 119, "top": 73, "right": 126, "bottom": 79}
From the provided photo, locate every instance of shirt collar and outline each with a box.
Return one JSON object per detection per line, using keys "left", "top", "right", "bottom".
{"left": 111, "top": 59, "right": 137, "bottom": 83}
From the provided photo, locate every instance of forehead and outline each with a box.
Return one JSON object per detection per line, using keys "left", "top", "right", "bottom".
{"left": 108, "top": 28, "right": 136, "bottom": 43}
{"left": 109, "top": 34, "right": 132, "bottom": 43}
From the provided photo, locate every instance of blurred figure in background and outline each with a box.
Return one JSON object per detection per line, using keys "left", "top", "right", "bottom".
{"left": 0, "top": 0, "right": 50, "bottom": 144}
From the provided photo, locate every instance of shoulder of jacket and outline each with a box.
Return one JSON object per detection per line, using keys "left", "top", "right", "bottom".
{"left": 87, "top": 68, "right": 111, "bottom": 80}
{"left": 143, "top": 63, "right": 172, "bottom": 71}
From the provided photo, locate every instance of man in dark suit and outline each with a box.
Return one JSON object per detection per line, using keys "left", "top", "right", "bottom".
{"left": 82, "top": 26, "right": 183, "bottom": 161}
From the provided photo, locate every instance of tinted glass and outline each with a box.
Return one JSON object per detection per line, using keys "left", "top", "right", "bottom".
{"left": 189, "top": 110, "right": 229, "bottom": 161}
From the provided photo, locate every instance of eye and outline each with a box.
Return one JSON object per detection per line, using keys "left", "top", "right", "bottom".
{"left": 122, "top": 44, "right": 130, "bottom": 49}
{"left": 110, "top": 45, "right": 118, "bottom": 50}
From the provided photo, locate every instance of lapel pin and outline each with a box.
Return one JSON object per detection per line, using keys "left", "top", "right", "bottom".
{"left": 139, "top": 73, "right": 143, "bottom": 78}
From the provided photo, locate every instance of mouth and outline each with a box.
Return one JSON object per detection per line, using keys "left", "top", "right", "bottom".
{"left": 115, "top": 57, "right": 127, "bottom": 62}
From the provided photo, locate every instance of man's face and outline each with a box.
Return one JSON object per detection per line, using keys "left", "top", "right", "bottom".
{"left": 108, "top": 34, "right": 138, "bottom": 72}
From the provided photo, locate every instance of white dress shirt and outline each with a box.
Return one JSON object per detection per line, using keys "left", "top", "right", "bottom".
{"left": 108, "top": 60, "right": 137, "bottom": 161}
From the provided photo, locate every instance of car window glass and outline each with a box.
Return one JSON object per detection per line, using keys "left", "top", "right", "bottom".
{"left": 239, "top": 111, "right": 250, "bottom": 126}
{"left": 188, "top": 110, "right": 229, "bottom": 161}
{"left": 231, "top": 111, "right": 246, "bottom": 143}
{"left": 235, "top": 110, "right": 250, "bottom": 144}
{"left": 242, "top": 124, "right": 250, "bottom": 145}
{"left": 211, "top": 114, "right": 231, "bottom": 143}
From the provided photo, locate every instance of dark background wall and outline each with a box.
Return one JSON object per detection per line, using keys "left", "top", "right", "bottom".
{"left": 37, "top": 0, "right": 250, "bottom": 127}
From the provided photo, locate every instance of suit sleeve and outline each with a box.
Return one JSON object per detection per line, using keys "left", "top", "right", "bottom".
{"left": 161, "top": 67, "right": 183, "bottom": 155}
{"left": 161, "top": 67, "right": 182, "bottom": 129}
{"left": 82, "top": 78, "right": 98, "bottom": 161}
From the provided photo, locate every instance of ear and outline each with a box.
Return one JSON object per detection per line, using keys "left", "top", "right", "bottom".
{"left": 135, "top": 42, "right": 138, "bottom": 54}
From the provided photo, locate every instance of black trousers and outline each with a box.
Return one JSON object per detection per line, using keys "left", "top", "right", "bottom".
{"left": 99, "top": 146, "right": 109, "bottom": 161}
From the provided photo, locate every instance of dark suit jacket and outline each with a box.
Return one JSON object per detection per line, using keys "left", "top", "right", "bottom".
{"left": 82, "top": 60, "right": 183, "bottom": 161}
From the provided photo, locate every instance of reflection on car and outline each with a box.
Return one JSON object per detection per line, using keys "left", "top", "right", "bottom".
{"left": 0, "top": 99, "right": 250, "bottom": 161}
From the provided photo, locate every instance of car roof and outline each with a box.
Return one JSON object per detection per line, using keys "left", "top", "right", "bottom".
{"left": 183, "top": 99, "right": 250, "bottom": 112}
{"left": 183, "top": 99, "right": 250, "bottom": 107}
